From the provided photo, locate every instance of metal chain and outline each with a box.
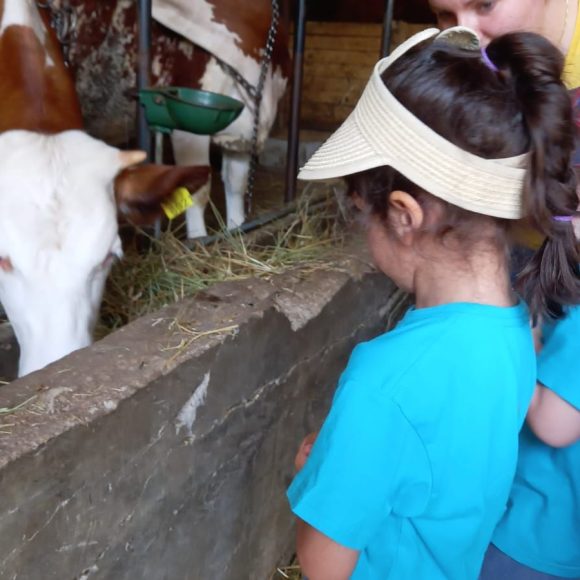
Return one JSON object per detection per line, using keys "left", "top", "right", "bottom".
{"left": 36, "top": 0, "right": 77, "bottom": 67}
{"left": 217, "top": 61, "right": 259, "bottom": 103}
{"left": 216, "top": 0, "right": 280, "bottom": 214}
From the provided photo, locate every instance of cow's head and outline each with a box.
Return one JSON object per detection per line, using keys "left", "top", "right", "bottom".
{"left": 0, "top": 129, "right": 209, "bottom": 377}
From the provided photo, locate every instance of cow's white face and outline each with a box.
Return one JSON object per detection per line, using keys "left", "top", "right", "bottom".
{"left": 0, "top": 130, "right": 139, "bottom": 377}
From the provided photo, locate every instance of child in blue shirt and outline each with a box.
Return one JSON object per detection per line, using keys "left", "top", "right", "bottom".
{"left": 480, "top": 306, "right": 580, "bottom": 579}
{"left": 287, "top": 27, "right": 580, "bottom": 580}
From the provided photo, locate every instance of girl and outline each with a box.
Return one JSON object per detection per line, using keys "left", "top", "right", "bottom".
{"left": 287, "top": 27, "right": 580, "bottom": 580}
{"left": 479, "top": 308, "right": 580, "bottom": 579}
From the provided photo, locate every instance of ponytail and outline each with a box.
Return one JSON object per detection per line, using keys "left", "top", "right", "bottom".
{"left": 487, "top": 33, "right": 580, "bottom": 319}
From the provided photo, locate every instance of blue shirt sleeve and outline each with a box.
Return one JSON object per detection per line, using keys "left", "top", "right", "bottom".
{"left": 287, "top": 377, "right": 432, "bottom": 550}
{"left": 537, "top": 306, "right": 580, "bottom": 410}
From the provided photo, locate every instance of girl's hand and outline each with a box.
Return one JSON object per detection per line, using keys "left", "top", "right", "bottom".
{"left": 294, "top": 432, "right": 318, "bottom": 472}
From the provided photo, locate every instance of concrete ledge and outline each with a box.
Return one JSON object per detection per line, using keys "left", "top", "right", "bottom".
{"left": 0, "top": 237, "right": 408, "bottom": 579}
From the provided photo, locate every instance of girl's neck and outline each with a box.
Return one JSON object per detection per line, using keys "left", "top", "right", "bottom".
{"left": 413, "top": 250, "right": 514, "bottom": 309}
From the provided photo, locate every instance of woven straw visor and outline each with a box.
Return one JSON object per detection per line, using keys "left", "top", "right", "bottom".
{"left": 298, "top": 27, "right": 528, "bottom": 220}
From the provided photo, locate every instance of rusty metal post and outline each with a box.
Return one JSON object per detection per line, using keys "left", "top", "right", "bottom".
{"left": 284, "top": 0, "right": 307, "bottom": 203}
{"left": 137, "top": 0, "right": 152, "bottom": 159}
{"left": 380, "top": 0, "right": 396, "bottom": 58}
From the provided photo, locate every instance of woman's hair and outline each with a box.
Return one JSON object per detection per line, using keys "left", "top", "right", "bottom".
{"left": 347, "top": 32, "right": 580, "bottom": 320}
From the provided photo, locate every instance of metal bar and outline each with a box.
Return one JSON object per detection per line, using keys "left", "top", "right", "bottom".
{"left": 153, "top": 131, "right": 164, "bottom": 238}
{"left": 186, "top": 193, "right": 330, "bottom": 248}
{"left": 188, "top": 204, "right": 297, "bottom": 247}
{"left": 137, "top": 0, "right": 152, "bottom": 159}
{"left": 284, "top": 0, "right": 307, "bottom": 203}
{"left": 380, "top": 0, "right": 396, "bottom": 58}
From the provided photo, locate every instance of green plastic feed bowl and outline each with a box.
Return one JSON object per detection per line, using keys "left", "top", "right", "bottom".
{"left": 138, "top": 87, "right": 244, "bottom": 135}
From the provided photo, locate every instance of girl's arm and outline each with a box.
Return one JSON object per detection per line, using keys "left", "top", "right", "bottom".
{"left": 527, "top": 322, "right": 580, "bottom": 447}
{"left": 527, "top": 384, "right": 580, "bottom": 447}
{"left": 293, "top": 432, "right": 359, "bottom": 578}
{"left": 296, "top": 519, "right": 359, "bottom": 580}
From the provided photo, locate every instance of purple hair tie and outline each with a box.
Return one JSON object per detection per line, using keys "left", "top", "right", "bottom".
{"left": 553, "top": 216, "right": 574, "bottom": 222}
{"left": 481, "top": 47, "right": 499, "bottom": 73}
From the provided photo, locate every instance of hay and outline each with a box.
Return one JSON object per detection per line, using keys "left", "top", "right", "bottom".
{"left": 0, "top": 395, "right": 37, "bottom": 415}
{"left": 271, "top": 555, "right": 302, "bottom": 580}
{"left": 271, "top": 565, "right": 302, "bottom": 580}
{"left": 98, "top": 186, "right": 348, "bottom": 337}
{"left": 161, "top": 322, "right": 241, "bottom": 364}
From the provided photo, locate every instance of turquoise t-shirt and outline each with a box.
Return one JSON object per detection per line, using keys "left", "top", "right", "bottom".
{"left": 288, "top": 302, "right": 535, "bottom": 580}
{"left": 492, "top": 306, "right": 580, "bottom": 578}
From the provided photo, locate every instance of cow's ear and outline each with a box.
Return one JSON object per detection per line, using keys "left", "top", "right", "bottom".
{"left": 114, "top": 164, "right": 211, "bottom": 225}
{"left": 118, "top": 150, "right": 147, "bottom": 169}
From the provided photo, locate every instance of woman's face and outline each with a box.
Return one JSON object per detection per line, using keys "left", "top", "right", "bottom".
{"left": 428, "top": 0, "right": 548, "bottom": 45}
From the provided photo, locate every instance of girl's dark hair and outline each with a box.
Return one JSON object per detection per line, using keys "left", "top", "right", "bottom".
{"left": 348, "top": 32, "right": 580, "bottom": 320}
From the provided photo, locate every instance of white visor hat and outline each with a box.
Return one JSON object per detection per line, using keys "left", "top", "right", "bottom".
{"left": 298, "top": 27, "right": 528, "bottom": 220}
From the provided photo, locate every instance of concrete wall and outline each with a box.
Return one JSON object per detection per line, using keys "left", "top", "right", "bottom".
{"left": 0, "top": 238, "right": 407, "bottom": 580}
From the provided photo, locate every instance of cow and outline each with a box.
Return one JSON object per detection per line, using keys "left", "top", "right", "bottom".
{"left": 0, "top": 0, "right": 210, "bottom": 377}
{"left": 50, "top": 0, "right": 291, "bottom": 239}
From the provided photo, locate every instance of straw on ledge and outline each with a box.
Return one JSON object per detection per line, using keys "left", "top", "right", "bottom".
{"left": 97, "top": 185, "right": 349, "bottom": 337}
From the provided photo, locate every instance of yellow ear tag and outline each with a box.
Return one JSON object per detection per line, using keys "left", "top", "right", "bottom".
{"left": 161, "top": 187, "right": 194, "bottom": 220}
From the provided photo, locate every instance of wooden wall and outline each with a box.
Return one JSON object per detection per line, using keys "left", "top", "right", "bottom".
{"left": 305, "top": 0, "right": 435, "bottom": 24}
{"left": 287, "top": 21, "right": 426, "bottom": 131}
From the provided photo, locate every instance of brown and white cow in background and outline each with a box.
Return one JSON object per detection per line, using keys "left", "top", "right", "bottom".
{"left": 59, "top": 0, "right": 291, "bottom": 238}
{"left": 0, "top": 0, "right": 209, "bottom": 376}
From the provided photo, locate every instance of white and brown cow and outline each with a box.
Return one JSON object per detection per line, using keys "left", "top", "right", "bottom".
{"left": 0, "top": 0, "right": 210, "bottom": 376}
{"left": 56, "top": 0, "right": 291, "bottom": 238}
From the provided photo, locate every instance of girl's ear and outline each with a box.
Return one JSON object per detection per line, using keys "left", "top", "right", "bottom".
{"left": 388, "top": 190, "right": 424, "bottom": 243}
